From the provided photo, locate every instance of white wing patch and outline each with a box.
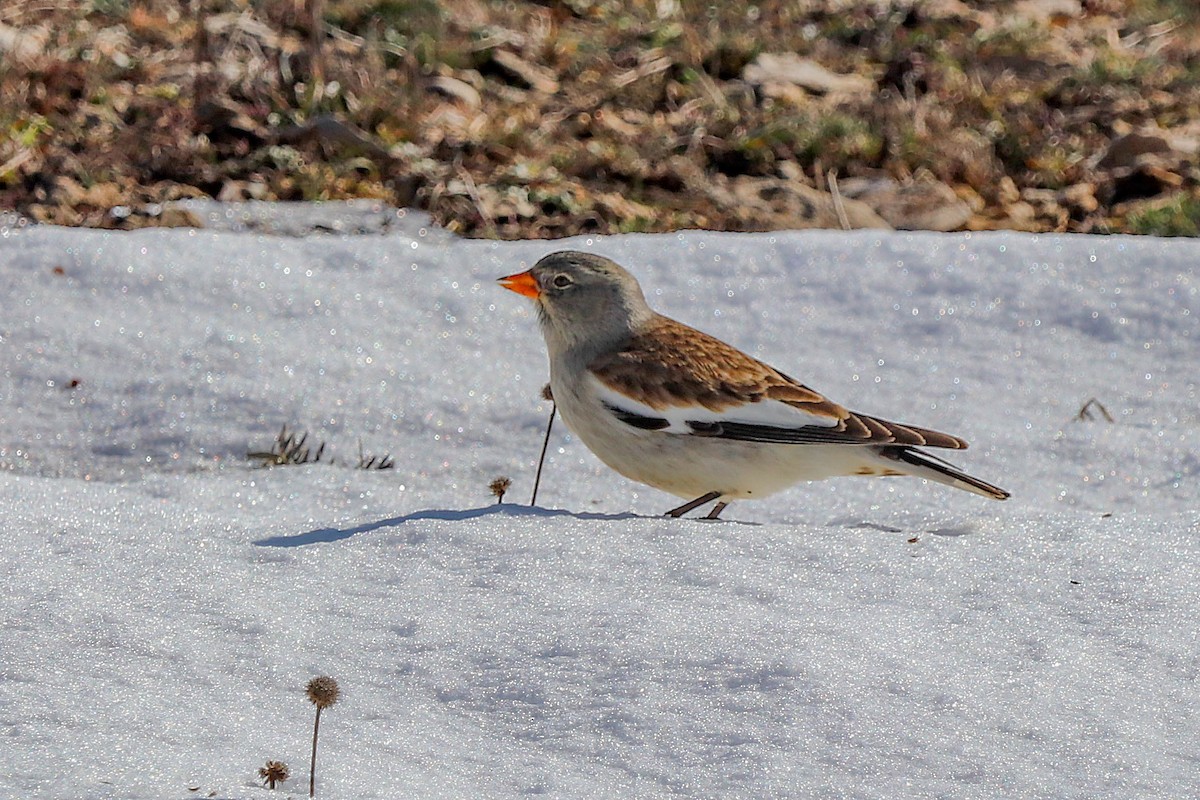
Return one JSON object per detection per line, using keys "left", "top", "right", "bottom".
{"left": 587, "top": 374, "right": 839, "bottom": 433}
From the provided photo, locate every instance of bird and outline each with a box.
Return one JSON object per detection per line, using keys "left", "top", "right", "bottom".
{"left": 498, "top": 251, "right": 1009, "bottom": 519}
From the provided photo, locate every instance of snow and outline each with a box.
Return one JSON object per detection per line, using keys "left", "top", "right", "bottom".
{"left": 1, "top": 206, "right": 1198, "bottom": 798}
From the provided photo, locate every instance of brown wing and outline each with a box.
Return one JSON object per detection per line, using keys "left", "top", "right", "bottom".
{"left": 589, "top": 315, "right": 969, "bottom": 449}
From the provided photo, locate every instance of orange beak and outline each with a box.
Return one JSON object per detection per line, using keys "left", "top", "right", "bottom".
{"left": 497, "top": 270, "right": 541, "bottom": 299}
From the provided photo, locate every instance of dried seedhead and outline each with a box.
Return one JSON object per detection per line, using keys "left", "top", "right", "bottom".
{"left": 306, "top": 675, "right": 340, "bottom": 797}
{"left": 306, "top": 675, "right": 341, "bottom": 709}
{"left": 259, "top": 760, "right": 290, "bottom": 789}
{"left": 489, "top": 476, "right": 512, "bottom": 503}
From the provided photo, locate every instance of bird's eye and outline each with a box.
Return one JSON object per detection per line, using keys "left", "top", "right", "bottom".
{"left": 552, "top": 274, "right": 573, "bottom": 289}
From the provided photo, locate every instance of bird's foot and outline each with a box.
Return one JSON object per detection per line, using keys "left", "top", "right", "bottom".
{"left": 664, "top": 491, "right": 722, "bottom": 518}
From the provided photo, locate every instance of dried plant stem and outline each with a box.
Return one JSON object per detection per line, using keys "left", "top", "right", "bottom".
{"left": 530, "top": 403, "right": 556, "bottom": 506}
{"left": 307, "top": 0, "right": 325, "bottom": 89}
{"left": 457, "top": 164, "right": 497, "bottom": 238}
{"left": 304, "top": 675, "right": 339, "bottom": 797}
{"left": 309, "top": 706, "right": 321, "bottom": 798}
{"left": 1076, "top": 397, "right": 1115, "bottom": 422}
{"left": 827, "top": 169, "right": 851, "bottom": 231}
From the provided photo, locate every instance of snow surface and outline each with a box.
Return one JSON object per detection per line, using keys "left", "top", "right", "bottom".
{"left": 1, "top": 206, "right": 1198, "bottom": 798}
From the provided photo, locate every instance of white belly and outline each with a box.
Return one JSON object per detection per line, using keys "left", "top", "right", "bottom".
{"left": 550, "top": 374, "right": 875, "bottom": 500}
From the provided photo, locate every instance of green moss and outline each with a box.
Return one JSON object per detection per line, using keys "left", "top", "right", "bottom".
{"left": 1127, "top": 0, "right": 1200, "bottom": 25}
{"left": 617, "top": 215, "right": 655, "bottom": 233}
{"left": 328, "top": 0, "right": 444, "bottom": 35}
{"left": 1083, "top": 52, "right": 1165, "bottom": 86}
{"left": 971, "top": 22, "right": 1050, "bottom": 59}
{"left": 804, "top": 114, "right": 880, "bottom": 164}
{"left": 91, "top": 0, "right": 129, "bottom": 16}
{"left": 1127, "top": 196, "right": 1200, "bottom": 237}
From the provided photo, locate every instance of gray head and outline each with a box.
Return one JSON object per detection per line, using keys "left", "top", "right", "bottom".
{"left": 498, "top": 251, "right": 654, "bottom": 357}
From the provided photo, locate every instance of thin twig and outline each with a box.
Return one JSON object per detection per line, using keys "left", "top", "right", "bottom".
{"left": 457, "top": 163, "right": 497, "bottom": 238}
{"left": 827, "top": 169, "right": 851, "bottom": 231}
{"left": 307, "top": 0, "right": 325, "bottom": 90}
{"left": 531, "top": 404, "right": 556, "bottom": 506}
{"left": 1075, "top": 397, "right": 1115, "bottom": 423}
{"left": 0, "top": 149, "right": 34, "bottom": 179}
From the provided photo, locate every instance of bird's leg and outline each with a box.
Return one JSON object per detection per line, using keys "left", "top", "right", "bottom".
{"left": 704, "top": 502, "right": 729, "bottom": 520}
{"left": 664, "top": 491, "right": 721, "bottom": 518}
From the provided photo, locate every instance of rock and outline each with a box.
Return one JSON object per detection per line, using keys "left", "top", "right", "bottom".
{"left": 916, "top": 0, "right": 992, "bottom": 27}
{"left": 753, "top": 80, "right": 810, "bottom": 107}
{"left": 743, "top": 53, "right": 873, "bottom": 98}
{"left": 196, "top": 98, "right": 266, "bottom": 144}
{"left": 996, "top": 176, "right": 1021, "bottom": 205}
{"left": 1094, "top": 128, "right": 1190, "bottom": 205}
{"left": 157, "top": 207, "right": 203, "bottom": 228}
{"left": 490, "top": 50, "right": 559, "bottom": 94}
{"left": 838, "top": 174, "right": 973, "bottom": 231}
{"left": 594, "top": 191, "right": 658, "bottom": 222}
{"left": 956, "top": 185, "right": 986, "bottom": 213}
{"left": 1005, "top": 201, "right": 1040, "bottom": 228}
{"left": 1095, "top": 130, "right": 1175, "bottom": 171}
{"left": 44, "top": 177, "right": 126, "bottom": 209}
{"left": 879, "top": 51, "right": 931, "bottom": 95}
{"left": 938, "top": 129, "right": 1003, "bottom": 190}
{"left": 0, "top": 22, "right": 49, "bottom": 63}
{"left": 274, "top": 115, "right": 392, "bottom": 162}
{"left": 421, "top": 103, "right": 486, "bottom": 147}
{"left": 1017, "top": 188, "right": 1069, "bottom": 229}
{"left": 41, "top": 175, "right": 85, "bottom": 206}
{"left": 1162, "top": 122, "right": 1200, "bottom": 156}
{"left": 1020, "top": 187, "right": 1059, "bottom": 207}
{"left": 715, "top": 176, "right": 892, "bottom": 231}
{"left": 426, "top": 75, "right": 482, "bottom": 108}
{"left": 1012, "top": 0, "right": 1082, "bottom": 21}
{"left": 1110, "top": 164, "right": 1183, "bottom": 204}
{"left": 1060, "top": 183, "right": 1099, "bottom": 214}
{"left": 27, "top": 203, "right": 81, "bottom": 226}
{"left": 80, "top": 182, "right": 125, "bottom": 208}
{"left": 217, "top": 180, "right": 269, "bottom": 202}
{"left": 968, "top": 201, "right": 1044, "bottom": 232}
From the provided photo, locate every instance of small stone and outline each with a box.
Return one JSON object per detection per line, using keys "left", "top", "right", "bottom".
{"left": 1013, "top": 0, "right": 1082, "bottom": 22}
{"left": 1005, "top": 201, "right": 1039, "bottom": 228}
{"left": 997, "top": 177, "right": 1021, "bottom": 205}
{"left": 1020, "top": 188, "right": 1059, "bottom": 208}
{"left": 955, "top": 185, "right": 986, "bottom": 213}
{"left": 1060, "top": 183, "right": 1099, "bottom": 214}
{"left": 427, "top": 75, "right": 482, "bottom": 108}
{"left": 917, "top": 0, "right": 991, "bottom": 27}
{"left": 743, "top": 54, "right": 873, "bottom": 97}
{"left": 720, "top": 176, "right": 891, "bottom": 231}
{"left": 195, "top": 98, "right": 266, "bottom": 142}
{"left": 491, "top": 50, "right": 560, "bottom": 94}
{"left": 1162, "top": 122, "right": 1200, "bottom": 156}
{"left": 157, "top": 207, "right": 203, "bottom": 228}
{"left": 839, "top": 174, "right": 972, "bottom": 232}
{"left": 1095, "top": 131, "right": 1174, "bottom": 172}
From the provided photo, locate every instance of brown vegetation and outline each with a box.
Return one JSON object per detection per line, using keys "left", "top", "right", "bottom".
{"left": 2, "top": 0, "right": 1199, "bottom": 237}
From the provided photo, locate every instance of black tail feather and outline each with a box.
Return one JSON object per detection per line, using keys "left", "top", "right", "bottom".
{"left": 882, "top": 446, "right": 1010, "bottom": 500}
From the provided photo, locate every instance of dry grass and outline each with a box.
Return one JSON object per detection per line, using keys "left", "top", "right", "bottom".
{"left": 2, "top": 0, "right": 1199, "bottom": 237}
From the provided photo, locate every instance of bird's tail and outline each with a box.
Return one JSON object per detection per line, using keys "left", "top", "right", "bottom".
{"left": 877, "top": 446, "right": 1010, "bottom": 500}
